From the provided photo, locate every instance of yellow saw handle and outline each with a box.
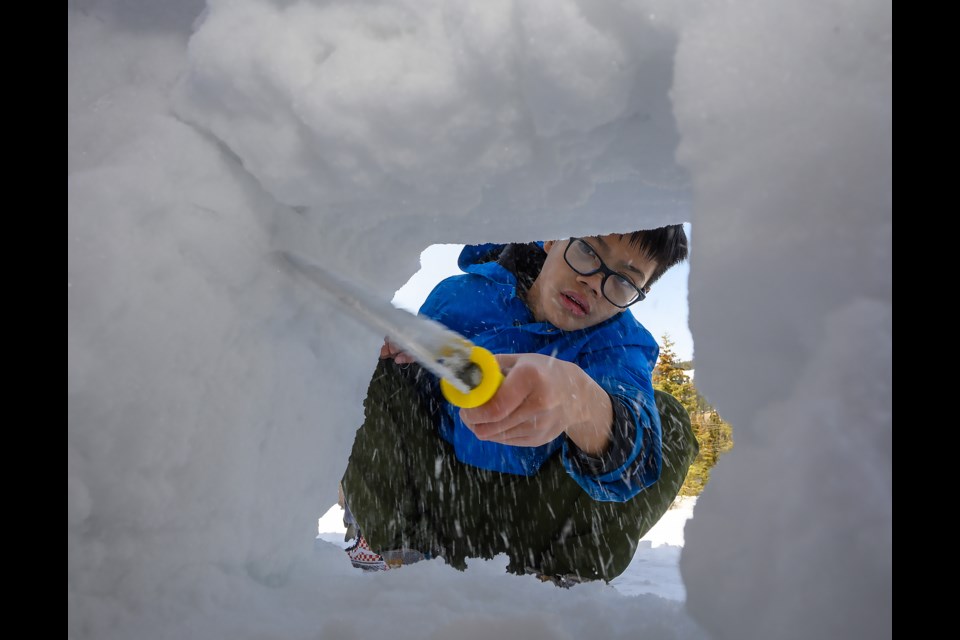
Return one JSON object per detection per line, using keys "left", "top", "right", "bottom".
{"left": 439, "top": 346, "right": 504, "bottom": 409}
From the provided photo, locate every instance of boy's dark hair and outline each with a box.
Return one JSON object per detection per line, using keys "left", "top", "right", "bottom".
{"left": 624, "top": 224, "right": 688, "bottom": 289}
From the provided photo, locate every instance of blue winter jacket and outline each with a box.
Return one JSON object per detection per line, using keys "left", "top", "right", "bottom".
{"left": 417, "top": 243, "right": 663, "bottom": 503}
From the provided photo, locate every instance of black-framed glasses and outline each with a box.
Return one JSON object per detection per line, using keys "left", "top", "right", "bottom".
{"left": 563, "top": 238, "right": 646, "bottom": 308}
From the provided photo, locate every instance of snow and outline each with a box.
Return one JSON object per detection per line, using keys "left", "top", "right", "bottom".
{"left": 68, "top": 1, "right": 891, "bottom": 639}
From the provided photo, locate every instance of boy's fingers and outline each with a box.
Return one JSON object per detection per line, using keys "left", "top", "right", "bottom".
{"left": 380, "top": 337, "right": 414, "bottom": 363}
{"left": 380, "top": 337, "right": 395, "bottom": 358}
{"left": 468, "top": 409, "right": 542, "bottom": 440}
{"left": 461, "top": 367, "right": 535, "bottom": 425}
{"left": 493, "top": 353, "right": 520, "bottom": 373}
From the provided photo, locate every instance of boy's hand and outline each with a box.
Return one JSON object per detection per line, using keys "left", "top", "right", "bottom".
{"left": 380, "top": 337, "right": 415, "bottom": 364}
{"left": 458, "top": 353, "right": 613, "bottom": 456}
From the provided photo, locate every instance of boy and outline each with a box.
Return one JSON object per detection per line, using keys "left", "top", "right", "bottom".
{"left": 340, "top": 227, "right": 699, "bottom": 585}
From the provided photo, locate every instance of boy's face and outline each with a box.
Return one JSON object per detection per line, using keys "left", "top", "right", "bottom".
{"left": 528, "top": 234, "right": 659, "bottom": 332}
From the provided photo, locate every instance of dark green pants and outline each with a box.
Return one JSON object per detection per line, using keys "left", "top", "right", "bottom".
{"left": 341, "top": 359, "right": 699, "bottom": 582}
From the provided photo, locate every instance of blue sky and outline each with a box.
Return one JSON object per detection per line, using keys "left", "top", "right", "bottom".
{"left": 392, "top": 227, "right": 695, "bottom": 362}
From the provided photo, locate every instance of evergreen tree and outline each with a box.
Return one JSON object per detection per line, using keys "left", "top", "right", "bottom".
{"left": 653, "top": 334, "right": 734, "bottom": 497}
{"left": 651, "top": 336, "right": 698, "bottom": 408}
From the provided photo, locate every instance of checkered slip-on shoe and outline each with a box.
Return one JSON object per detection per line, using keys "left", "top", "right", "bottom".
{"left": 345, "top": 534, "right": 388, "bottom": 571}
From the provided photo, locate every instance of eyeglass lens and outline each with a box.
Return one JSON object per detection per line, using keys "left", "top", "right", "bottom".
{"left": 565, "top": 239, "right": 642, "bottom": 307}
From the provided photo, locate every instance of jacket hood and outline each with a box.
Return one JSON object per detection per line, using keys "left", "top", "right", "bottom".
{"left": 457, "top": 242, "right": 545, "bottom": 271}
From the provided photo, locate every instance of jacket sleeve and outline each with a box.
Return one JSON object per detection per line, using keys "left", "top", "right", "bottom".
{"left": 560, "top": 339, "right": 663, "bottom": 502}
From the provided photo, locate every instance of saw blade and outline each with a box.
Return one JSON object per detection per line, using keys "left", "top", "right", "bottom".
{"left": 276, "top": 250, "right": 479, "bottom": 394}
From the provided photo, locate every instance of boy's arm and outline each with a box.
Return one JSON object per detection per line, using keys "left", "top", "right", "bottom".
{"left": 458, "top": 353, "right": 615, "bottom": 455}
{"left": 564, "top": 346, "right": 662, "bottom": 502}
{"left": 462, "top": 344, "right": 662, "bottom": 503}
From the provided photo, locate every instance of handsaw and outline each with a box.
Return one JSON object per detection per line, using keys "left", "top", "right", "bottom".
{"left": 276, "top": 250, "right": 504, "bottom": 408}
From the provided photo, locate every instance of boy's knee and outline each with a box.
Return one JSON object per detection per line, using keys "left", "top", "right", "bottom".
{"left": 654, "top": 390, "right": 688, "bottom": 427}
{"left": 654, "top": 390, "right": 698, "bottom": 457}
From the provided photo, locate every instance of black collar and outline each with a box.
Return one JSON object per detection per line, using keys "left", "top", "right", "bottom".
{"left": 496, "top": 243, "right": 546, "bottom": 297}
